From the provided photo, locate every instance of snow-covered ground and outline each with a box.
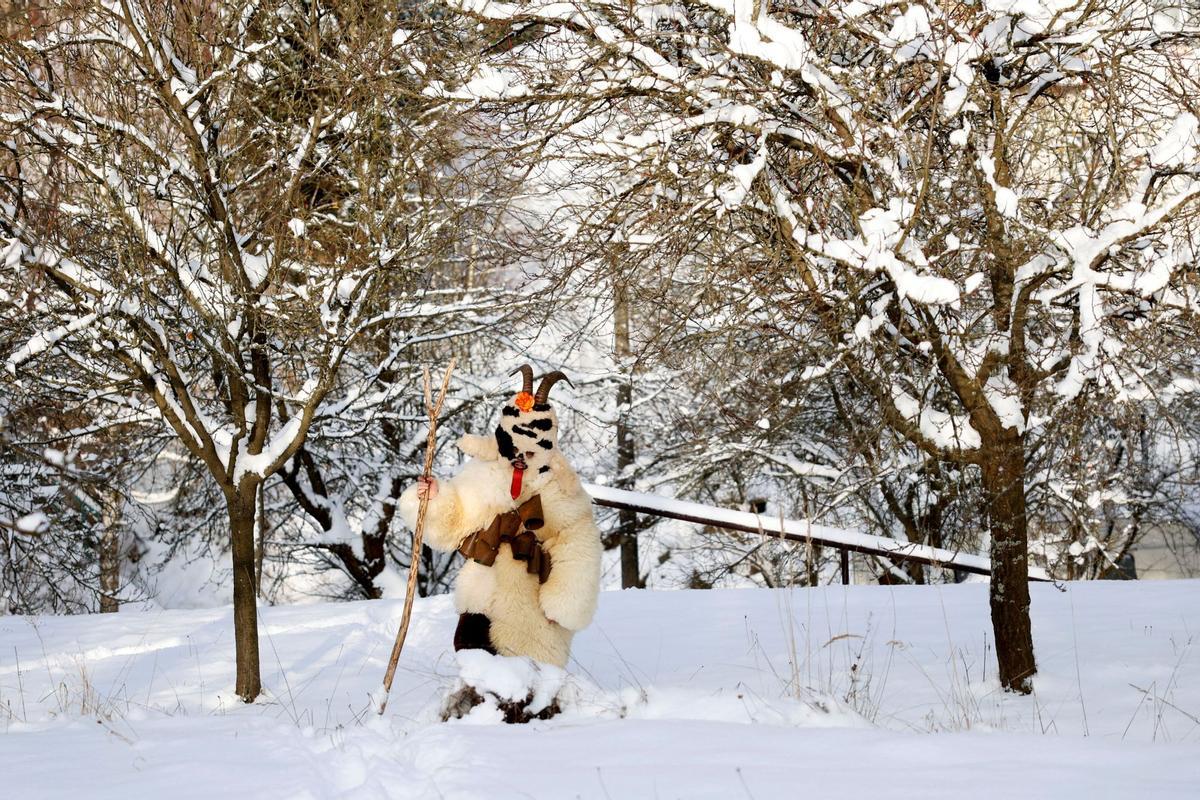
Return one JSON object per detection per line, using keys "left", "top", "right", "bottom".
{"left": 2, "top": 580, "right": 1197, "bottom": 799}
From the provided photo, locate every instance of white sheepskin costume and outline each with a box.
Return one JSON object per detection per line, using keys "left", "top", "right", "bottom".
{"left": 398, "top": 367, "right": 602, "bottom": 668}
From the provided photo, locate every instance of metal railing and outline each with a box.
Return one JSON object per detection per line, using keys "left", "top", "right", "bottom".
{"left": 585, "top": 483, "right": 1052, "bottom": 585}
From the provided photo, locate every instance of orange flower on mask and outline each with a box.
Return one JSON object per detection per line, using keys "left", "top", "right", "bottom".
{"left": 513, "top": 391, "right": 534, "bottom": 412}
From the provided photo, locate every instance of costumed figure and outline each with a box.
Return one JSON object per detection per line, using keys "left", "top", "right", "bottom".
{"left": 398, "top": 366, "right": 602, "bottom": 670}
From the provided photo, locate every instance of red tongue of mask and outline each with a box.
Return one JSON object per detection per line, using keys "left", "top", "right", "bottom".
{"left": 510, "top": 459, "right": 526, "bottom": 499}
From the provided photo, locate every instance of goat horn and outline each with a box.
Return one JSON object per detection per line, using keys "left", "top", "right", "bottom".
{"left": 535, "top": 371, "right": 573, "bottom": 404}
{"left": 510, "top": 364, "right": 534, "bottom": 395}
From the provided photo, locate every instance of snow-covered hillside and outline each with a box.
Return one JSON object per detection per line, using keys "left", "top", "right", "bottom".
{"left": 2, "top": 581, "right": 1198, "bottom": 799}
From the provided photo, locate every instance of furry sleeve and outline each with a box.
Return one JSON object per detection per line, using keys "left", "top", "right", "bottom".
{"left": 397, "top": 458, "right": 514, "bottom": 553}
{"left": 538, "top": 457, "right": 603, "bottom": 631}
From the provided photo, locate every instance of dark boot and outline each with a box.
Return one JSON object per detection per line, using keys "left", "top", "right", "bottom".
{"left": 453, "top": 612, "right": 497, "bottom": 654}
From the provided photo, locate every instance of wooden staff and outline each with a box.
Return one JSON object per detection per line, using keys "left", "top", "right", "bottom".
{"left": 378, "top": 359, "right": 455, "bottom": 714}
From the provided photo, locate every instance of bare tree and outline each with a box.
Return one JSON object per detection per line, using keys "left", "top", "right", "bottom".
{"left": 1, "top": 1, "right": 510, "bottom": 700}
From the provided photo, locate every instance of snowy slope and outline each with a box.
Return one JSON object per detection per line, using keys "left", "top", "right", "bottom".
{"left": 1, "top": 581, "right": 1198, "bottom": 799}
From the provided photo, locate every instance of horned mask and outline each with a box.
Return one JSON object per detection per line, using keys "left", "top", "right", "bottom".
{"left": 495, "top": 365, "right": 573, "bottom": 499}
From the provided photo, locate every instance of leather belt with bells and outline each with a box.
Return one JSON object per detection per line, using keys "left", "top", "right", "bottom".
{"left": 457, "top": 495, "right": 551, "bottom": 584}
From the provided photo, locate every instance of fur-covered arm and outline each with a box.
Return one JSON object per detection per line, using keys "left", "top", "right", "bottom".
{"left": 397, "top": 479, "right": 465, "bottom": 553}
{"left": 397, "top": 448, "right": 513, "bottom": 554}
{"left": 538, "top": 458, "right": 603, "bottom": 631}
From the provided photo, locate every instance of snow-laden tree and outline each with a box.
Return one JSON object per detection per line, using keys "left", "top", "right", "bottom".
{"left": 446, "top": 0, "right": 1200, "bottom": 691}
{"left": 1, "top": 255, "right": 173, "bottom": 613}
{"left": 0, "top": 2, "right": 515, "bottom": 700}
{"left": 0, "top": 381, "right": 160, "bottom": 614}
{"left": 1026, "top": 398, "right": 1200, "bottom": 579}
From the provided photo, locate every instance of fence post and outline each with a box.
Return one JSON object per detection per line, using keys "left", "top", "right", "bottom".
{"left": 840, "top": 548, "right": 850, "bottom": 585}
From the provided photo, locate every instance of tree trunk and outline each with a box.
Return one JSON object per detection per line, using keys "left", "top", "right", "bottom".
{"left": 255, "top": 486, "right": 267, "bottom": 598}
{"left": 616, "top": 378, "right": 640, "bottom": 588}
{"left": 805, "top": 541, "right": 822, "bottom": 587}
{"left": 230, "top": 485, "right": 262, "bottom": 702}
{"left": 614, "top": 281, "right": 642, "bottom": 588}
{"left": 98, "top": 492, "right": 121, "bottom": 613}
{"left": 981, "top": 431, "right": 1036, "bottom": 693}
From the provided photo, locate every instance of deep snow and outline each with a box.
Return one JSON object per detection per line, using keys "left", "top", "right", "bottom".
{"left": 1, "top": 580, "right": 1197, "bottom": 799}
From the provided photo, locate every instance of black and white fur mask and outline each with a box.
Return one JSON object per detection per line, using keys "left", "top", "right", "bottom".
{"left": 494, "top": 366, "right": 572, "bottom": 497}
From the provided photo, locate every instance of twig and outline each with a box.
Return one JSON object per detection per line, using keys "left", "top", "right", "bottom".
{"left": 1129, "top": 683, "right": 1200, "bottom": 726}
{"left": 378, "top": 359, "right": 455, "bottom": 714}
